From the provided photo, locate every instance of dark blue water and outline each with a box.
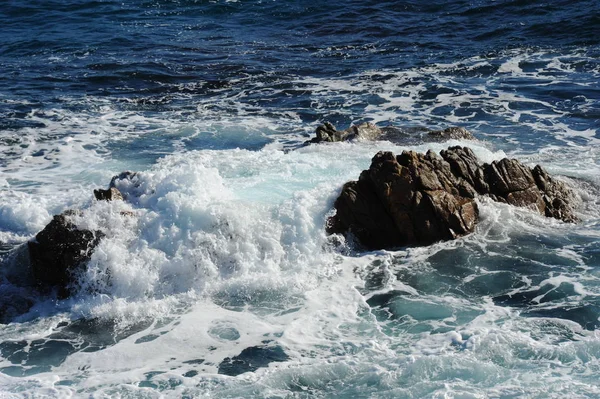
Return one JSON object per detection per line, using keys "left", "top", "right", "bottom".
{"left": 2, "top": 0, "right": 599, "bottom": 131}
{"left": 1, "top": 1, "right": 600, "bottom": 397}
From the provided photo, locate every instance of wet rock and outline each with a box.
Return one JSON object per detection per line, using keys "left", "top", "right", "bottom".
{"left": 108, "top": 171, "right": 142, "bottom": 201}
{"left": 93, "top": 187, "right": 123, "bottom": 201}
{"left": 307, "top": 122, "right": 475, "bottom": 145}
{"left": 27, "top": 211, "right": 104, "bottom": 296}
{"left": 427, "top": 127, "right": 475, "bottom": 141}
{"left": 306, "top": 122, "right": 382, "bottom": 144}
{"left": 328, "top": 149, "right": 479, "bottom": 249}
{"left": 532, "top": 165, "right": 578, "bottom": 223}
{"left": 0, "top": 285, "right": 36, "bottom": 324}
{"left": 329, "top": 146, "right": 577, "bottom": 250}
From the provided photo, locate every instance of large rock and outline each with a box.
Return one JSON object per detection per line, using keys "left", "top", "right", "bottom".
{"left": 27, "top": 211, "right": 104, "bottom": 296}
{"left": 328, "top": 149, "right": 479, "bottom": 249}
{"left": 328, "top": 147, "right": 577, "bottom": 250}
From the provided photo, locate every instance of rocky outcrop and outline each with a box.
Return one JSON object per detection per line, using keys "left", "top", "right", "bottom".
{"left": 27, "top": 211, "right": 104, "bottom": 296}
{"left": 327, "top": 148, "right": 479, "bottom": 249}
{"left": 328, "top": 146, "right": 577, "bottom": 250}
{"left": 306, "top": 122, "right": 475, "bottom": 145}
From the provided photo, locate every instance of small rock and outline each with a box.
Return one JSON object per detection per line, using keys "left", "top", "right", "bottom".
{"left": 427, "top": 127, "right": 475, "bottom": 141}
{"left": 307, "top": 122, "right": 382, "bottom": 144}
{"left": 94, "top": 187, "right": 123, "bottom": 201}
{"left": 109, "top": 171, "right": 138, "bottom": 188}
{"left": 27, "top": 212, "right": 104, "bottom": 296}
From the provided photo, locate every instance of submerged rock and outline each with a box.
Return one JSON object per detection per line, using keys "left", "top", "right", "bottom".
{"left": 27, "top": 211, "right": 104, "bottom": 296}
{"left": 14, "top": 174, "right": 136, "bottom": 299}
{"left": 218, "top": 344, "right": 289, "bottom": 376}
{"left": 328, "top": 146, "right": 577, "bottom": 250}
{"left": 110, "top": 171, "right": 138, "bottom": 189}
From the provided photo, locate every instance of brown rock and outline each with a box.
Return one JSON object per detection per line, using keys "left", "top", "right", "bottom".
{"left": 328, "top": 146, "right": 577, "bottom": 250}
{"left": 328, "top": 150, "right": 479, "bottom": 249}
{"left": 532, "top": 165, "right": 578, "bottom": 222}
{"left": 94, "top": 187, "right": 124, "bottom": 201}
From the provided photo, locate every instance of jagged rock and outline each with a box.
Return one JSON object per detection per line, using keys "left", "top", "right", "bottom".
{"left": 328, "top": 149, "right": 479, "bottom": 249}
{"left": 329, "top": 146, "right": 577, "bottom": 250}
{"left": 307, "top": 122, "right": 382, "bottom": 144}
{"left": 93, "top": 187, "right": 123, "bottom": 201}
{"left": 27, "top": 211, "right": 104, "bottom": 297}
{"left": 532, "top": 165, "right": 577, "bottom": 222}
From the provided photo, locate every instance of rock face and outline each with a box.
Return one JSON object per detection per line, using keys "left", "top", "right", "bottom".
{"left": 328, "top": 146, "right": 577, "bottom": 250}
{"left": 27, "top": 211, "right": 104, "bottom": 296}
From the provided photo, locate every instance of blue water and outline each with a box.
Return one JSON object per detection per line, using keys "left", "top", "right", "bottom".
{"left": 1, "top": 0, "right": 600, "bottom": 397}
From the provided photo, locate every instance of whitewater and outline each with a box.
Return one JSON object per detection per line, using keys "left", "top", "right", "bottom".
{"left": 1, "top": 0, "right": 600, "bottom": 397}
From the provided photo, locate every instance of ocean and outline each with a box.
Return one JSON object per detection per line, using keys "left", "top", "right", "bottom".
{"left": 1, "top": 0, "right": 600, "bottom": 397}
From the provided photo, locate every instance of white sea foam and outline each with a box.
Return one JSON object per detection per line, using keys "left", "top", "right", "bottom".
{"left": 2, "top": 134, "right": 599, "bottom": 397}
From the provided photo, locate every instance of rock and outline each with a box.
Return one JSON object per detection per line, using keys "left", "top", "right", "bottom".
{"left": 328, "top": 146, "right": 577, "bottom": 250}
{"left": 27, "top": 211, "right": 104, "bottom": 297}
{"left": 328, "top": 149, "right": 479, "bottom": 249}
{"left": 93, "top": 187, "right": 123, "bottom": 201}
{"left": 532, "top": 165, "right": 578, "bottom": 223}
{"left": 108, "top": 171, "right": 141, "bottom": 201}
{"left": 307, "top": 122, "right": 382, "bottom": 144}
{"left": 347, "top": 122, "right": 382, "bottom": 141}
{"left": 307, "top": 122, "right": 475, "bottom": 145}
{"left": 427, "top": 127, "right": 475, "bottom": 141}
{"left": 110, "top": 171, "right": 138, "bottom": 188}
{"left": 314, "top": 122, "right": 340, "bottom": 142}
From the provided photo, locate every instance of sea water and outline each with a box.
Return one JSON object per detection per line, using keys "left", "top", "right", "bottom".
{"left": 1, "top": 0, "right": 600, "bottom": 397}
